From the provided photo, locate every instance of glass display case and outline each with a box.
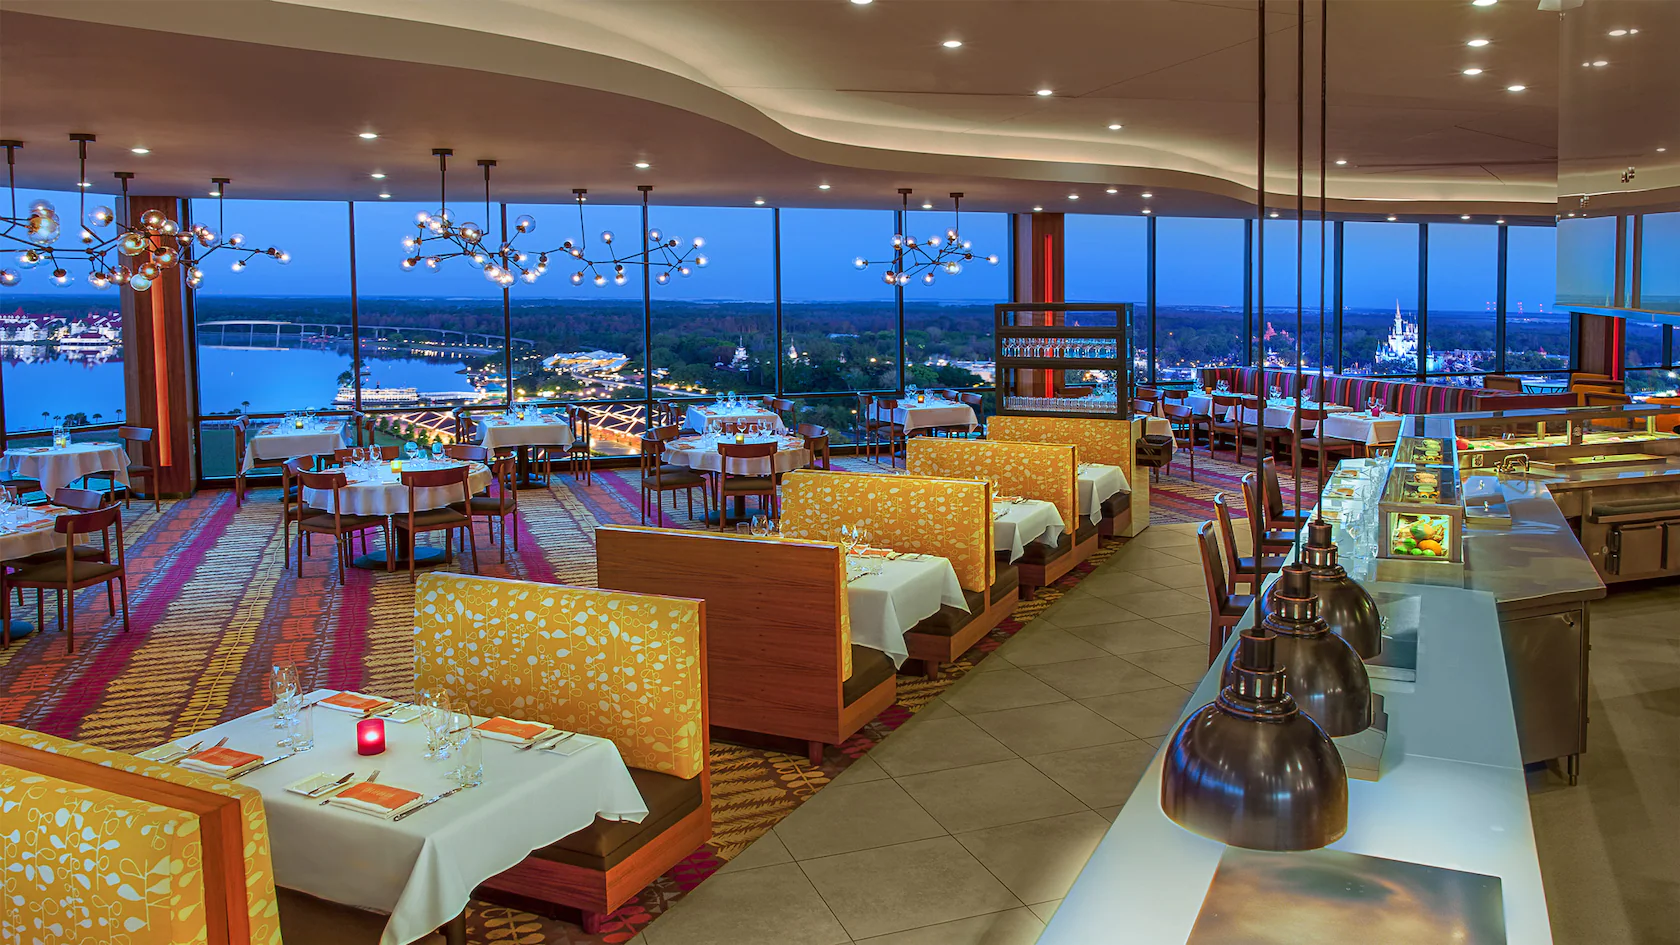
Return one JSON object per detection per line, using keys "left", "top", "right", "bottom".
{"left": 993, "top": 302, "right": 1131, "bottom": 419}
{"left": 1449, "top": 403, "right": 1680, "bottom": 470}
{"left": 1378, "top": 433, "right": 1464, "bottom": 563}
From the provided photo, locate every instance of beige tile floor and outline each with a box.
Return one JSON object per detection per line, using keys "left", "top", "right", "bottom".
{"left": 644, "top": 521, "right": 1680, "bottom": 945}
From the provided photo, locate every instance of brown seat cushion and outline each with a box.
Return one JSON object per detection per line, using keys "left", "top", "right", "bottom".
{"left": 906, "top": 589, "right": 988, "bottom": 637}
{"left": 8, "top": 559, "right": 120, "bottom": 585}
{"left": 467, "top": 495, "right": 514, "bottom": 514}
{"left": 1018, "top": 532, "right": 1071, "bottom": 566}
{"left": 990, "top": 562, "right": 1020, "bottom": 604}
{"left": 1220, "top": 593, "right": 1255, "bottom": 618}
{"left": 396, "top": 507, "right": 471, "bottom": 530}
{"left": 646, "top": 469, "right": 706, "bottom": 488}
{"left": 531, "top": 767, "right": 703, "bottom": 872}
{"left": 11, "top": 543, "right": 107, "bottom": 565}
{"left": 299, "top": 511, "right": 386, "bottom": 532}
{"left": 1100, "top": 493, "right": 1130, "bottom": 520}
{"left": 1075, "top": 516, "right": 1098, "bottom": 543}
{"left": 843, "top": 644, "right": 894, "bottom": 706}
{"left": 720, "top": 476, "right": 775, "bottom": 493}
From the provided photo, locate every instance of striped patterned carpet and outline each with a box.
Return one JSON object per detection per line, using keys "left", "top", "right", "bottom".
{"left": 0, "top": 451, "right": 1271, "bottom": 944}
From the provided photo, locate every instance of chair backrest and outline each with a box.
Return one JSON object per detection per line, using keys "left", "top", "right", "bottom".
{"left": 57, "top": 503, "right": 121, "bottom": 537}
{"left": 1241, "top": 473, "right": 1270, "bottom": 553}
{"left": 907, "top": 437, "right": 1079, "bottom": 534}
{"left": 1198, "top": 520, "right": 1233, "bottom": 611}
{"left": 651, "top": 423, "right": 681, "bottom": 442}
{"left": 1482, "top": 374, "right": 1524, "bottom": 393}
{"left": 232, "top": 416, "right": 249, "bottom": 458}
{"left": 780, "top": 469, "right": 994, "bottom": 592}
{"left": 568, "top": 405, "right": 592, "bottom": 444}
{"left": 401, "top": 464, "right": 468, "bottom": 490}
{"left": 445, "top": 444, "right": 490, "bottom": 463}
{"left": 52, "top": 487, "right": 107, "bottom": 511}
{"left": 1136, "top": 386, "right": 1161, "bottom": 403}
{"left": 0, "top": 725, "right": 283, "bottom": 945}
{"left": 413, "top": 573, "right": 707, "bottom": 779}
{"left": 1162, "top": 388, "right": 1189, "bottom": 402}
{"left": 717, "top": 440, "right": 777, "bottom": 460}
{"left": 1131, "top": 398, "right": 1156, "bottom": 415}
{"left": 117, "top": 425, "right": 153, "bottom": 443}
{"left": 596, "top": 525, "right": 854, "bottom": 744}
{"left": 959, "top": 391, "right": 983, "bottom": 409}
{"left": 1212, "top": 393, "right": 1247, "bottom": 412}
{"left": 1212, "top": 493, "right": 1244, "bottom": 591}
{"left": 1261, "top": 457, "right": 1289, "bottom": 524}
{"left": 771, "top": 398, "right": 796, "bottom": 415}
{"left": 1161, "top": 402, "right": 1194, "bottom": 423}
{"left": 798, "top": 423, "right": 831, "bottom": 469}
{"left": 296, "top": 467, "right": 348, "bottom": 491}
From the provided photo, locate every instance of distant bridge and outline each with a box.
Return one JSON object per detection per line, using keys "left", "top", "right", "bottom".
{"left": 196, "top": 320, "right": 534, "bottom": 353}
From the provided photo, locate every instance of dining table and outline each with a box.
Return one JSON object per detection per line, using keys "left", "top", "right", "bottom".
{"left": 242, "top": 420, "right": 349, "bottom": 474}
{"left": 137, "top": 689, "right": 649, "bottom": 945}
{"left": 845, "top": 551, "right": 968, "bottom": 666}
{"left": 1317, "top": 410, "right": 1407, "bottom": 449}
{"left": 1, "top": 441, "right": 130, "bottom": 498}
{"left": 1077, "top": 463, "right": 1130, "bottom": 525}
{"left": 663, "top": 432, "right": 811, "bottom": 477}
{"left": 0, "top": 502, "right": 76, "bottom": 641}
{"left": 992, "top": 497, "right": 1065, "bottom": 562}
{"left": 299, "top": 459, "right": 493, "bottom": 569}
{"left": 683, "top": 402, "right": 786, "bottom": 435}
{"left": 874, "top": 397, "right": 978, "bottom": 436}
{"left": 477, "top": 411, "right": 576, "bottom": 487}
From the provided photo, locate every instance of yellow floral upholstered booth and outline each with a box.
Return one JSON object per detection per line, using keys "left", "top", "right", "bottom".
{"left": 413, "top": 572, "right": 709, "bottom": 932}
{"left": 0, "top": 725, "right": 282, "bottom": 945}
{"left": 905, "top": 438, "right": 1079, "bottom": 534}
{"left": 987, "top": 414, "right": 1142, "bottom": 536}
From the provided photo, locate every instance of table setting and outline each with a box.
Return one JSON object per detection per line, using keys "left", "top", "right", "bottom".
{"left": 990, "top": 494, "right": 1065, "bottom": 562}
{"left": 1077, "top": 463, "right": 1129, "bottom": 524}
{"left": 1, "top": 439, "right": 130, "bottom": 497}
{"left": 136, "top": 668, "right": 648, "bottom": 945}
{"left": 684, "top": 393, "right": 786, "bottom": 434}
{"left": 874, "top": 385, "right": 977, "bottom": 435}
{"left": 243, "top": 411, "right": 349, "bottom": 473}
{"left": 837, "top": 524, "right": 967, "bottom": 666}
{"left": 302, "top": 444, "right": 492, "bottom": 517}
{"left": 0, "top": 496, "right": 77, "bottom": 642}
{"left": 663, "top": 427, "right": 811, "bottom": 476}
{"left": 477, "top": 406, "right": 575, "bottom": 451}
{"left": 1318, "top": 408, "right": 1407, "bottom": 448}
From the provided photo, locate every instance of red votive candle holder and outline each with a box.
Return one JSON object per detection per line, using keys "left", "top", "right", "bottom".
{"left": 357, "top": 717, "right": 386, "bottom": 756}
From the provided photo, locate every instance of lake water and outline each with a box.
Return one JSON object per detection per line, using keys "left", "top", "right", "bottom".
{"left": 3, "top": 346, "right": 476, "bottom": 430}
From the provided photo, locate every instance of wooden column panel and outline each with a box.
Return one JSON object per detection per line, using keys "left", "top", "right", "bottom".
{"left": 1576, "top": 312, "right": 1622, "bottom": 379}
{"left": 1011, "top": 213, "right": 1066, "bottom": 398}
{"left": 122, "top": 195, "right": 198, "bottom": 497}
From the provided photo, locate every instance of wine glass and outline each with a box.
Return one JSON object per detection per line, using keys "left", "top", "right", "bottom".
{"left": 839, "top": 523, "right": 857, "bottom": 556}
{"left": 405, "top": 441, "right": 421, "bottom": 462}
{"left": 430, "top": 441, "right": 445, "bottom": 463}
{"left": 751, "top": 514, "right": 770, "bottom": 537}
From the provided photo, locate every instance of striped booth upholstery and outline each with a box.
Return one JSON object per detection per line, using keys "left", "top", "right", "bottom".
{"left": 0, "top": 725, "right": 283, "bottom": 945}
{"left": 1195, "top": 366, "right": 1573, "bottom": 414}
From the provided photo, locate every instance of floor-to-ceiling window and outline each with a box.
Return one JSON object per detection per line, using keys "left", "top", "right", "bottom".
{"left": 1504, "top": 225, "right": 1566, "bottom": 379}
{"left": 1425, "top": 223, "right": 1499, "bottom": 384}
{"left": 1627, "top": 212, "right": 1677, "bottom": 398}
{"left": 1, "top": 188, "right": 126, "bottom": 438}
{"left": 646, "top": 205, "right": 776, "bottom": 401}
{"left": 1258, "top": 218, "right": 1329, "bottom": 373}
{"left": 1152, "top": 218, "right": 1245, "bottom": 381}
{"left": 903, "top": 208, "right": 1009, "bottom": 407}
{"left": 1065, "top": 214, "right": 1148, "bottom": 381}
{"left": 1341, "top": 221, "right": 1420, "bottom": 376}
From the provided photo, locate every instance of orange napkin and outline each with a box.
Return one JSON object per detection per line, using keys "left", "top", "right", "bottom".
{"left": 317, "top": 692, "right": 391, "bottom": 714}
{"left": 179, "top": 746, "right": 265, "bottom": 778}
{"left": 327, "top": 782, "right": 425, "bottom": 819}
{"left": 474, "top": 716, "right": 554, "bottom": 744}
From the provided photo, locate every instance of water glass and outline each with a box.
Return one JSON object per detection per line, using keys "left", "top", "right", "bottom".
{"left": 751, "top": 514, "right": 770, "bottom": 537}
{"left": 420, "top": 689, "right": 453, "bottom": 759}
{"left": 283, "top": 704, "right": 315, "bottom": 752}
{"left": 269, "top": 664, "right": 299, "bottom": 728}
{"left": 449, "top": 719, "right": 484, "bottom": 788}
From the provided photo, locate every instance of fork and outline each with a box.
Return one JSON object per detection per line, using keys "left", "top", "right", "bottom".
{"left": 320, "top": 769, "right": 378, "bottom": 805}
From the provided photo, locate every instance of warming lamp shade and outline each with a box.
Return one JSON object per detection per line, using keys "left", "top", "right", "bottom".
{"left": 1297, "top": 519, "right": 1383, "bottom": 658}
{"left": 1231, "top": 564, "right": 1374, "bottom": 737}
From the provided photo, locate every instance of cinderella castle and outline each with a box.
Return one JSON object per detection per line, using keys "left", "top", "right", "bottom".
{"left": 1373, "top": 301, "right": 1419, "bottom": 373}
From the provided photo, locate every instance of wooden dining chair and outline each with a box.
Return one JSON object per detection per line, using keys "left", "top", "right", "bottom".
{"left": 395, "top": 466, "right": 477, "bottom": 582}
{"left": 294, "top": 468, "right": 388, "bottom": 582}
{"left": 333, "top": 446, "right": 399, "bottom": 463}
{"left": 958, "top": 391, "right": 985, "bottom": 438}
{"left": 104, "top": 425, "right": 158, "bottom": 511}
{"left": 770, "top": 398, "right": 797, "bottom": 429}
{"left": 1208, "top": 393, "right": 1247, "bottom": 461}
{"left": 870, "top": 399, "right": 908, "bottom": 467}
{"left": 1242, "top": 473, "right": 1295, "bottom": 555}
{"left": 562, "top": 406, "right": 593, "bottom": 484}
{"left": 1213, "top": 492, "right": 1284, "bottom": 594}
{"left": 639, "top": 435, "right": 708, "bottom": 527}
{"left": 1262, "top": 457, "right": 1312, "bottom": 531}
{"left": 1197, "top": 521, "right": 1252, "bottom": 666}
{"left": 799, "top": 423, "right": 832, "bottom": 470}
{"left": 1, "top": 504, "right": 128, "bottom": 653}
{"left": 459, "top": 450, "right": 519, "bottom": 562}
{"left": 1160, "top": 402, "right": 1199, "bottom": 482}
{"left": 715, "top": 440, "right": 780, "bottom": 527}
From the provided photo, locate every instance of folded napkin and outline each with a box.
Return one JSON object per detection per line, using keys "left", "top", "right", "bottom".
{"left": 850, "top": 546, "right": 894, "bottom": 558}
{"left": 3, "top": 516, "right": 56, "bottom": 533}
{"left": 316, "top": 692, "right": 392, "bottom": 714}
{"left": 473, "top": 716, "right": 554, "bottom": 744}
{"left": 257, "top": 424, "right": 282, "bottom": 435}
{"left": 178, "top": 746, "right": 265, "bottom": 778}
{"left": 994, "top": 495, "right": 1025, "bottom": 504}
{"left": 327, "top": 782, "right": 424, "bottom": 819}
{"left": 17, "top": 446, "right": 51, "bottom": 454}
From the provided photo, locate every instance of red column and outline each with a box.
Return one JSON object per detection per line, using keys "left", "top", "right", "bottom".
{"left": 121, "top": 195, "right": 198, "bottom": 497}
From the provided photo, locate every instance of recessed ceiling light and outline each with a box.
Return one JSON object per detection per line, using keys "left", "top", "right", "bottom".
{"left": 1140, "top": 192, "right": 1152, "bottom": 198}
{"left": 1608, "top": 29, "right": 1628, "bottom": 37}
{"left": 1496, "top": 218, "right": 1506, "bottom": 224}
{"left": 1593, "top": 60, "right": 1608, "bottom": 67}
{"left": 634, "top": 162, "right": 650, "bottom": 169}
{"left": 849, "top": 0, "right": 872, "bottom": 5}
{"left": 1582, "top": 62, "right": 1591, "bottom": 67}
{"left": 1141, "top": 208, "right": 1152, "bottom": 214}
{"left": 754, "top": 198, "right": 765, "bottom": 205}
{"left": 922, "top": 202, "right": 933, "bottom": 209}
{"left": 1035, "top": 88, "right": 1054, "bottom": 97}
{"left": 1106, "top": 187, "right": 1118, "bottom": 194}
{"left": 1507, "top": 84, "right": 1526, "bottom": 92}
{"left": 209, "top": 189, "right": 221, "bottom": 197}
{"left": 1659, "top": 147, "right": 1669, "bottom": 153}
{"left": 1032, "top": 205, "right": 1043, "bottom": 212}
{"left": 1462, "top": 67, "right": 1483, "bottom": 75}
{"left": 942, "top": 39, "right": 963, "bottom": 48}
{"left": 379, "top": 193, "right": 391, "bottom": 199}
{"left": 1269, "top": 211, "right": 1280, "bottom": 218}
{"left": 1630, "top": 29, "right": 1639, "bottom": 34}
{"left": 76, "top": 181, "right": 91, "bottom": 188}
{"left": 1335, "top": 159, "right": 1348, "bottom": 165}
{"left": 1461, "top": 214, "right": 1472, "bottom": 220}
{"left": 1567, "top": 212, "right": 1576, "bottom": 217}
{"left": 370, "top": 172, "right": 386, "bottom": 179}
{"left": 130, "top": 147, "right": 150, "bottom": 154}
{"left": 1387, "top": 215, "right": 1398, "bottom": 221}
{"left": 818, "top": 183, "right": 831, "bottom": 190}
{"left": 1472, "top": 0, "right": 1496, "bottom": 6}
{"left": 1108, "top": 123, "right": 1123, "bottom": 131}
{"left": 1467, "top": 38, "right": 1490, "bottom": 47}
{"left": 1068, "top": 194, "right": 1079, "bottom": 200}
{"left": 358, "top": 132, "right": 379, "bottom": 139}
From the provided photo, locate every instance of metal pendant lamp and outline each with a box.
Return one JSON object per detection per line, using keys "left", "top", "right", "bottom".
{"left": 1297, "top": 519, "right": 1383, "bottom": 658}
{"left": 1161, "top": 629, "right": 1349, "bottom": 851}
{"left": 1231, "top": 564, "right": 1374, "bottom": 737}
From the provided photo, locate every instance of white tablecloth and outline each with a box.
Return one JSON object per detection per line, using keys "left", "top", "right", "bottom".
{"left": 478, "top": 415, "right": 575, "bottom": 451}
{"left": 992, "top": 499, "right": 1064, "bottom": 562}
{"left": 684, "top": 404, "right": 786, "bottom": 435}
{"left": 0, "top": 505, "right": 69, "bottom": 561}
{"left": 1077, "top": 464, "right": 1129, "bottom": 525}
{"left": 1232, "top": 399, "right": 1351, "bottom": 433}
{"left": 143, "top": 690, "right": 647, "bottom": 945}
{"left": 663, "top": 434, "right": 810, "bottom": 476}
{"left": 301, "top": 460, "right": 492, "bottom": 516}
{"left": 242, "top": 423, "right": 349, "bottom": 474}
{"left": 1, "top": 442, "right": 130, "bottom": 497}
{"left": 846, "top": 554, "right": 967, "bottom": 666}
{"left": 1318, "top": 411, "right": 1406, "bottom": 446}
{"left": 1141, "top": 416, "right": 1172, "bottom": 439}
{"left": 875, "top": 400, "right": 978, "bottom": 435}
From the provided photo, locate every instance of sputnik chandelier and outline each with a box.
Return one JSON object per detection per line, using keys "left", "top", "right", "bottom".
{"left": 853, "top": 188, "right": 998, "bottom": 286}
{"left": 551, "top": 185, "right": 709, "bottom": 287}
{"left": 401, "top": 150, "right": 710, "bottom": 288}
{"left": 0, "top": 133, "right": 286, "bottom": 291}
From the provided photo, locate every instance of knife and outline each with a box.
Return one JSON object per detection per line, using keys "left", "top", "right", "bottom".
{"left": 538, "top": 732, "right": 579, "bottom": 752}
{"left": 228, "top": 751, "right": 296, "bottom": 780}
{"left": 392, "top": 786, "right": 465, "bottom": 822}
{"left": 519, "top": 729, "right": 568, "bottom": 751}
{"left": 321, "top": 768, "right": 379, "bottom": 805}
{"left": 306, "top": 771, "right": 355, "bottom": 797}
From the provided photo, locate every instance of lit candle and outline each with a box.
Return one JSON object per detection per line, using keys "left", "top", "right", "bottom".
{"left": 734, "top": 432, "right": 745, "bottom": 444}
{"left": 357, "top": 717, "right": 386, "bottom": 756}
{"left": 295, "top": 418, "right": 305, "bottom": 429}
{"left": 917, "top": 393, "right": 926, "bottom": 404}
{"left": 391, "top": 459, "right": 402, "bottom": 474}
